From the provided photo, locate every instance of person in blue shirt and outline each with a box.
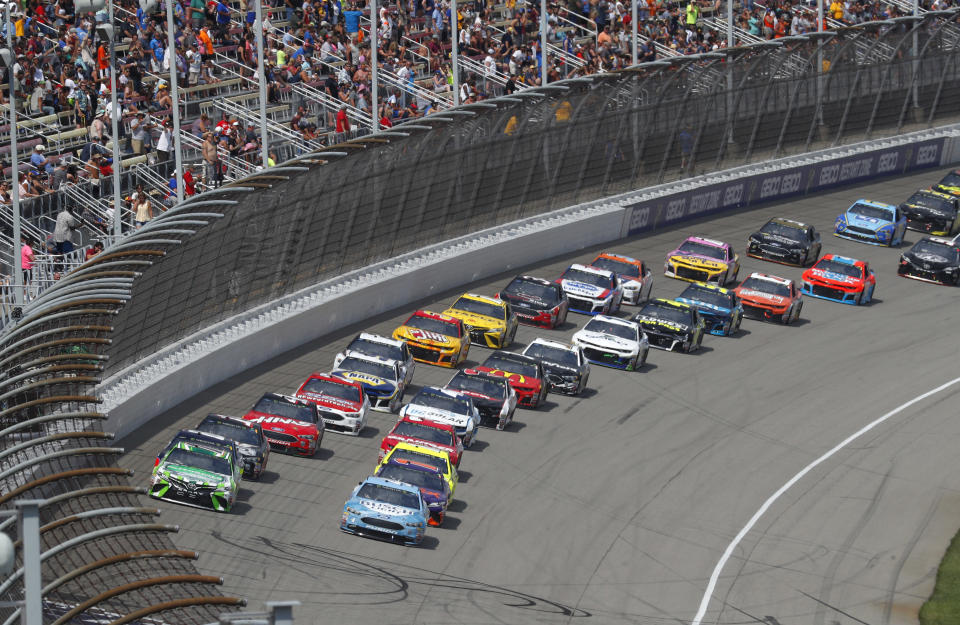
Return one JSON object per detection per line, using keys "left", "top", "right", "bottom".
{"left": 215, "top": 1, "right": 232, "bottom": 39}
{"left": 344, "top": 7, "right": 362, "bottom": 33}
{"left": 290, "top": 45, "right": 307, "bottom": 60}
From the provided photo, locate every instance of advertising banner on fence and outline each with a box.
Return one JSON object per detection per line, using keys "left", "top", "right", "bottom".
{"left": 623, "top": 138, "right": 946, "bottom": 238}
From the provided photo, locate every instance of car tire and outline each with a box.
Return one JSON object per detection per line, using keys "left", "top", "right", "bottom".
{"left": 855, "top": 290, "right": 863, "bottom": 306}
{"left": 505, "top": 323, "right": 517, "bottom": 348}
{"left": 732, "top": 314, "right": 741, "bottom": 335}
{"left": 638, "top": 347, "right": 648, "bottom": 368}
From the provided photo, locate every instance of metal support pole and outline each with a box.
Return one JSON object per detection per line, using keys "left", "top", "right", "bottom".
{"left": 727, "top": 0, "right": 733, "bottom": 49}
{"left": 452, "top": 0, "right": 459, "bottom": 105}
{"left": 371, "top": 0, "right": 378, "bottom": 131}
{"left": 631, "top": 0, "right": 637, "bottom": 66}
{"left": 816, "top": 0, "right": 824, "bottom": 125}
{"left": 109, "top": 0, "right": 122, "bottom": 239}
{"left": 6, "top": 6, "right": 22, "bottom": 306}
{"left": 166, "top": 0, "right": 183, "bottom": 203}
{"left": 541, "top": 0, "right": 548, "bottom": 85}
{"left": 255, "top": 0, "right": 269, "bottom": 167}
{"left": 725, "top": 0, "right": 734, "bottom": 149}
{"left": 911, "top": 0, "right": 919, "bottom": 109}
{"left": 17, "top": 501, "right": 41, "bottom": 625}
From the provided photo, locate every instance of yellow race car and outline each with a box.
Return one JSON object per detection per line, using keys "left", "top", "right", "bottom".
{"left": 378, "top": 441, "right": 458, "bottom": 496}
{"left": 442, "top": 293, "right": 519, "bottom": 349}
{"left": 393, "top": 310, "right": 470, "bottom": 368}
{"left": 664, "top": 236, "right": 740, "bottom": 286}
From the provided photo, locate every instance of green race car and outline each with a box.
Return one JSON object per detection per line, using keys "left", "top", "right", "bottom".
{"left": 150, "top": 442, "right": 238, "bottom": 512}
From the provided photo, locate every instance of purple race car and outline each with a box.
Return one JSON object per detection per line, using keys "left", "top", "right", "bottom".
{"left": 374, "top": 457, "right": 452, "bottom": 526}
{"left": 664, "top": 236, "right": 741, "bottom": 286}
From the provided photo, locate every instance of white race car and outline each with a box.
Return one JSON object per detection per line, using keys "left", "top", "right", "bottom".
{"left": 557, "top": 263, "right": 624, "bottom": 315}
{"left": 330, "top": 353, "right": 406, "bottom": 413}
{"left": 572, "top": 315, "right": 649, "bottom": 371}
{"left": 399, "top": 386, "right": 480, "bottom": 447}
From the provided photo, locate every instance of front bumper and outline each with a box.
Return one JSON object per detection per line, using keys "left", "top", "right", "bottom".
{"left": 263, "top": 430, "right": 318, "bottom": 456}
{"left": 340, "top": 513, "right": 424, "bottom": 544}
{"left": 566, "top": 295, "right": 612, "bottom": 315}
{"left": 644, "top": 331, "right": 686, "bottom": 352}
{"left": 905, "top": 215, "right": 952, "bottom": 235}
{"left": 621, "top": 286, "right": 642, "bottom": 305}
{"left": 834, "top": 227, "right": 891, "bottom": 246}
{"left": 468, "top": 327, "right": 506, "bottom": 348}
{"left": 239, "top": 455, "right": 267, "bottom": 478}
{"left": 801, "top": 281, "right": 861, "bottom": 304}
{"left": 698, "top": 312, "right": 734, "bottom": 336}
{"left": 544, "top": 373, "right": 583, "bottom": 395}
{"left": 407, "top": 343, "right": 462, "bottom": 367}
{"left": 579, "top": 344, "right": 639, "bottom": 370}
{"left": 322, "top": 412, "right": 365, "bottom": 435}
{"left": 897, "top": 264, "right": 955, "bottom": 285}
{"left": 513, "top": 385, "right": 543, "bottom": 407}
{"left": 741, "top": 302, "right": 790, "bottom": 320}
{"left": 150, "top": 480, "right": 234, "bottom": 513}
{"left": 367, "top": 389, "right": 400, "bottom": 412}
{"left": 747, "top": 243, "right": 805, "bottom": 266}
{"left": 665, "top": 263, "right": 726, "bottom": 284}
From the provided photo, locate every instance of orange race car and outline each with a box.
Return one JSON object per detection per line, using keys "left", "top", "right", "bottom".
{"left": 733, "top": 272, "right": 804, "bottom": 324}
{"left": 588, "top": 252, "right": 654, "bottom": 305}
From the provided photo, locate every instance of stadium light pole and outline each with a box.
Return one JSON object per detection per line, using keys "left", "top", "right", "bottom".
{"left": 2, "top": 7, "right": 22, "bottom": 307}
{"left": 631, "top": 0, "right": 637, "bottom": 66}
{"left": 371, "top": 0, "right": 378, "bottom": 132}
{"left": 541, "top": 0, "right": 548, "bottom": 85}
{"left": 451, "top": 0, "right": 459, "bottom": 105}
{"left": 254, "top": 0, "right": 269, "bottom": 167}
{"left": 95, "top": 8, "right": 123, "bottom": 240}
{"left": 166, "top": 0, "right": 183, "bottom": 203}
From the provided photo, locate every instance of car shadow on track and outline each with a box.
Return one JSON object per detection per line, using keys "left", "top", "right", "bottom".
{"left": 253, "top": 470, "right": 281, "bottom": 484}
{"left": 457, "top": 470, "right": 473, "bottom": 483}
{"left": 418, "top": 536, "right": 440, "bottom": 549}
{"left": 312, "top": 447, "right": 336, "bottom": 460}
{"left": 635, "top": 362, "right": 658, "bottom": 372}
{"left": 231, "top": 501, "right": 254, "bottom": 515}
{"left": 358, "top": 425, "right": 381, "bottom": 439}
{"left": 447, "top": 499, "right": 467, "bottom": 514}
{"left": 438, "top": 516, "right": 462, "bottom": 530}
{"left": 468, "top": 439, "right": 490, "bottom": 452}
{"left": 726, "top": 328, "right": 751, "bottom": 339}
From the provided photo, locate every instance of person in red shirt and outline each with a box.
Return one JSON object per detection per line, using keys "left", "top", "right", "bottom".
{"left": 336, "top": 106, "right": 351, "bottom": 133}
{"left": 97, "top": 43, "right": 110, "bottom": 80}
{"left": 183, "top": 167, "right": 197, "bottom": 196}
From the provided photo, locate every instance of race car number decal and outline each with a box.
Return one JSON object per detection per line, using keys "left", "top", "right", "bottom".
{"left": 410, "top": 329, "right": 449, "bottom": 342}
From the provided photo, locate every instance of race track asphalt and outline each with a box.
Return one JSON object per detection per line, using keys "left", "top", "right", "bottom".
{"left": 118, "top": 168, "right": 960, "bottom": 625}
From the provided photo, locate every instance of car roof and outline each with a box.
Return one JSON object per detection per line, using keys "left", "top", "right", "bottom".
{"left": 200, "top": 413, "right": 257, "bottom": 429}
{"left": 301, "top": 372, "right": 364, "bottom": 389}
{"left": 585, "top": 314, "right": 638, "bottom": 328}
{"left": 453, "top": 293, "right": 503, "bottom": 306}
{"left": 821, "top": 254, "right": 861, "bottom": 266}
{"left": 594, "top": 251, "right": 641, "bottom": 264}
{"left": 685, "top": 236, "right": 727, "bottom": 248}
{"left": 512, "top": 275, "right": 554, "bottom": 286}
{"left": 565, "top": 263, "right": 615, "bottom": 278}
{"left": 649, "top": 297, "right": 693, "bottom": 310}
{"left": 744, "top": 272, "right": 793, "bottom": 285}
{"left": 171, "top": 429, "right": 233, "bottom": 446}
{"left": 770, "top": 217, "right": 809, "bottom": 228}
{"left": 481, "top": 351, "right": 538, "bottom": 366}
{"left": 335, "top": 352, "right": 400, "bottom": 368}
{"left": 361, "top": 475, "right": 423, "bottom": 495}
{"left": 414, "top": 385, "right": 468, "bottom": 400}
{"left": 258, "top": 391, "right": 312, "bottom": 406}
{"left": 390, "top": 441, "right": 451, "bottom": 461}
{"left": 526, "top": 337, "right": 576, "bottom": 351}
{"left": 927, "top": 236, "right": 956, "bottom": 245}
{"left": 354, "top": 332, "right": 406, "bottom": 348}
{"left": 459, "top": 369, "right": 510, "bottom": 385}
{"left": 914, "top": 188, "right": 955, "bottom": 200}
{"left": 169, "top": 440, "right": 231, "bottom": 459}
{"left": 398, "top": 413, "right": 457, "bottom": 431}
{"left": 849, "top": 198, "right": 896, "bottom": 210}
{"left": 408, "top": 309, "right": 459, "bottom": 323}
{"left": 682, "top": 281, "right": 732, "bottom": 295}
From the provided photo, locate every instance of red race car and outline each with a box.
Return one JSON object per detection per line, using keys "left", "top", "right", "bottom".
{"left": 379, "top": 414, "right": 464, "bottom": 467}
{"left": 733, "top": 272, "right": 804, "bottom": 324}
{"left": 473, "top": 351, "right": 547, "bottom": 409}
{"left": 801, "top": 254, "right": 876, "bottom": 305}
{"left": 241, "top": 393, "right": 324, "bottom": 457}
{"left": 294, "top": 373, "right": 370, "bottom": 435}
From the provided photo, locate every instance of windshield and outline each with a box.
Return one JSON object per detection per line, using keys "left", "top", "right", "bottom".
{"left": 912, "top": 240, "right": 960, "bottom": 262}
{"left": 813, "top": 260, "right": 862, "bottom": 278}
{"left": 905, "top": 192, "right": 955, "bottom": 213}
{"left": 198, "top": 421, "right": 260, "bottom": 445}
{"left": 524, "top": 343, "right": 580, "bottom": 367}
{"left": 759, "top": 221, "right": 805, "bottom": 240}
{"left": 740, "top": 277, "right": 791, "bottom": 297}
{"left": 412, "top": 389, "right": 473, "bottom": 415}
{"left": 503, "top": 277, "right": 559, "bottom": 303}
{"left": 451, "top": 296, "right": 506, "bottom": 320}
{"left": 939, "top": 172, "right": 960, "bottom": 187}
{"left": 356, "top": 483, "right": 421, "bottom": 510}
{"left": 346, "top": 337, "right": 404, "bottom": 362}
{"left": 680, "top": 285, "right": 734, "bottom": 309}
{"left": 677, "top": 240, "right": 727, "bottom": 260}
{"left": 393, "top": 421, "right": 453, "bottom": 445}
{"left": 252, "top": 396, "right": 318, "bottom": 423}
{"left": 404, "top": 314, "right": 460, "bottom": 336}
{"left": 560, "top": 267, "right": 612, "bottom": 288}
{"left": 583, "top": 318, "right": 637, "bottom": 341}
{"left": 482, "top": 355, "right": 538, "bottom": 377}
{"left": 377, "top": 464, "right": 446, "bottom": 492}
{"left": 164, "top": 448, "right": 231, "bottom": 476}
{"left": 448, "top": 373, "right": 505, "bottom": 398}
{"left": 638, "top": 302, "right": 691, "bottom": 325}
{"left": 590, "top": 257, "right": 640, "bottom": 277}
{"left": 337, "top": 357, "right": 396, "bottom": 381}
{"left": 388, "top": 449, "right": 447, "bottom": 474}
{"left": 300, "top": 378, "right": 361, "bottom": 403}
{"left": 849, "top": 202, "right": 894, "bottom": 221}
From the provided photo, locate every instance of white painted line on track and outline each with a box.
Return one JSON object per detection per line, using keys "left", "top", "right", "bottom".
{"left": 691, "top": 375, "right": 960, "bottom": 625}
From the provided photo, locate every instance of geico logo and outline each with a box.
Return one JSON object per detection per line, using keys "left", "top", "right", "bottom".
{"left": 759, "top": 176, "right": 781, "bottom": 199}
{"left": 839, "top": 158, "right": 873, "bottom": 181}
{"left": 819, "top": 164, "right": 840, "bottom": 185}
{"left": 723, "top": 184, "right": 744, "bottom": 207}
{"left": 877, "top": 152, "right": 899, "bottom": 173}
{"left": 629, "top": 205, "right": 651, "bottom": 230}
{"left": 689, "top": 189, "right": 721, "bottom": 215}
{"left": 917, "top": 144, "right": 940, "bottom": 166}
{"left": 664, "top": 198, "right": 687, "bottom": 221}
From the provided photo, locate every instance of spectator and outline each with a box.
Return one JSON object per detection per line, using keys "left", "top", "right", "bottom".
{"left": 201, "top": 131, "right": 219, "bottom": 187}
{"left": 30, "top": 145, "right": 54, "bottom": 176}
{"left": 53, "top": 208, "right": 80, "bottom": 254}
{"left": 156, "top": 120, "right": 173, "bottom": 167}
{"left": 85, "top": 241, "right": 104, "bottom": 261}
{"left": 133, "top": 186, "right": 154, "bottom": 229}
{"left": 336, "top": 105, "right": 351, "bottom": 133}
{"left": 130, "top": 112, "right": 149, "bottom": 155}
{"left": 21, "top": 236, "right": 34, "bottom": 287}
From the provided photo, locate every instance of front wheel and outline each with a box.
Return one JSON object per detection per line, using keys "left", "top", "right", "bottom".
{"left": 731, "top": 314, "right": 742, "bottom": 335}
{"left": 637, "top": 347, "right": 648, "bottom": 368}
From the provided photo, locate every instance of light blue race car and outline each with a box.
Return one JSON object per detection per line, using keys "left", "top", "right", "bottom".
{"left": 340, "top": 476, "right": 428, "bottom": 545}
{"left": 834, "top": 199, "right": 907, "bottom": 246}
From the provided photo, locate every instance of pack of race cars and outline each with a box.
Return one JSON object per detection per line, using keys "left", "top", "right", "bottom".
{"left": 148, "top": 168, "right": 960, "bottom": 544}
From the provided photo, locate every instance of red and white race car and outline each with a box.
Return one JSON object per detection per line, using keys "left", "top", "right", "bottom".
{"left": 294, "top": 373, "right": 369, "bottom": 435}
{"left": 241, "top": 393, "right": 324, "bottom": 457}
{"left": 473, "top": 351, "right": 547, "bottom": 409}
{"left": 379, "top": 414, "right": 464, "bottom": 467}
{"left": 733, "top": 272, "right": 803, "bottom": 324}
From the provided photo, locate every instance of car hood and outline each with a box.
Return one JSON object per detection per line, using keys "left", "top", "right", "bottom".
{"left": 160, "top": 464, "right": 226, "bottom": 485}
{"left": 472, "top": 366, "right": 540, "bottom": 390}
{"left": 295, "top": 391, "right": 362, "bottom": 412}
{"left": 752, "top": 232, "right": 804, "bottom": 248}
{"left": 403, "top": 404, "right": 472, "bottom": 427}
{"left": 737, "top": 289, "right": 788, "bottom": 304}
{"left": 444, "top": 310, "right": 503, "bottom": 330}
{"left": 901, "top": 203, "right": 954, "bottom": 219}
{"left": 573, "top": 330, "right": 638, "bottom": 351}
{"left": 396, "top": 326, "right": 458, "bottom": 347}
{"left": 668, "top": 251, "right": 727, "bottom": 269}
{"left": 331, "top": 370, "right": 396, "bottom": 394}
{"left": 904, "top": 251, "right": 952, "bottom": 267}
{"left": 537, "top": 360, "right": 582, "bottom": 376}
{"left": 675, "top": 297, "right": 732, "bottom": 316}
{"left": 353, "top": 497, "right": 419, "bottom": 518}
{"left": 560, "top": 280, "right": 610, "bottom": 299}
{"left": 633, "top": 315, "right": 691, "bottom": 333}
{"left": 243, "top": 411, "right": 318, "bottom": 435}
{"left": 804, "top": 268, "right": 860, "bottom": 285}
{"left": 845, "top": 213, "right": 889, "bottom": 230}
{"left": 499, "top": 291, "right": 553, "bottom": 311}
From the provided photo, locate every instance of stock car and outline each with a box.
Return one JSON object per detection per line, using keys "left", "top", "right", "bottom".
{"left": 474, "top": 352, "right": 547, "bottom": 409}
{"left": 444, "top": 369, "right": 518, "bottom": 431}
{"left": 589, "top": 252, "right": 654, "bottom": 304}
{"left": 801, "top": 254, "right": 876, "bottom": 305}
{"left": 442, "top": 293, "right": 519, "bottom": 349}
{"left": 155, "top": 430, "right": 241, "bottom": 484}
{"left": 330, "top": 353, "right": 405, "bottom": 413}
{"left": 293, "top": 373, "right": 369, "bottom": 435}
{"left": 379, "top": 442, "right": 458, "bottom": 495}
{"left": 556, "top": 264, "right": 624, "bottom": 315}
{"left": 897, "top": 236, "right": 960, "bottom": 285}
{"left": 572, "top": 315, "right": 649, "bottom": 370}
{"left": 340, "top": 476, "right": 428, "bottom": 545}
{"left": 334, "top": 332, "right": 416, "bottom": 386}
{"left": 242, "top": 393, "right": 325, "bottom": 455}
{"left": 379, "top": 414, "right": 463, "bottom": 467}
{"left": 400, "top": 387, "right": 480, "bottom": 448}
{"left": 522, "top": 338, "right": 590, "bottom": 395}
{"left": 393, "top": 310, "right": 470, "bottom": 368}
{"left": 834, "top": 199, "right": 907, "bottom": 246}
{"left": 675, "top": 282, "right": 742, "bottom": 336}
{"left": 664, "top": 236, "right": 740, "bottom": 285}
{"left": 746, "top": 218, "right": 822, "bottom": 266}
{"left": 630, "top": 298, "right": 705, "bottom": 353}
{"left": 898, "top": 189, "right": 960, "bottom": 236}
{"left": 375, "top": 460, "right": 452, "bottom": 527}
{"left": 497, "top": 275, "right": 569, "bottom": 329}
{"left": 933, "top": 169, "right": 960, "bottom": 197}
{"left": 734, "top": 272, "right": 803, "bottom": 324}
{"left": 196, "top": 413, "right": 270, "bottom": 479}
{"left": 150, "top": 442, "right": 238, "bottom": 513}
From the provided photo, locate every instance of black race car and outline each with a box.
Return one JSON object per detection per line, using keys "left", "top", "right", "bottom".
{"left": 521, "top": 338, "right": 590, "bottom": 396}
{"left": 630, "top": 298, "right": 706, "bottom": 353}
{"left": 196, "top": 413, "right": 270, "bottom": 480}
{"left": 497, "top": 275, "right": 569, "bottom": 329}
{"left": 898, "top": 189, "right": 959, "bottom": 236}
{"left": 747, "top": 217, "right": 822, "bottom": 266}
{"left": 933, "top": 169, "right": 960, "bottom": 197}
{"left": 897, "top": 236, "right": 960, "bottom": 285}
{"left": 443, "top": 370, "right": 517, "bottom": 431}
